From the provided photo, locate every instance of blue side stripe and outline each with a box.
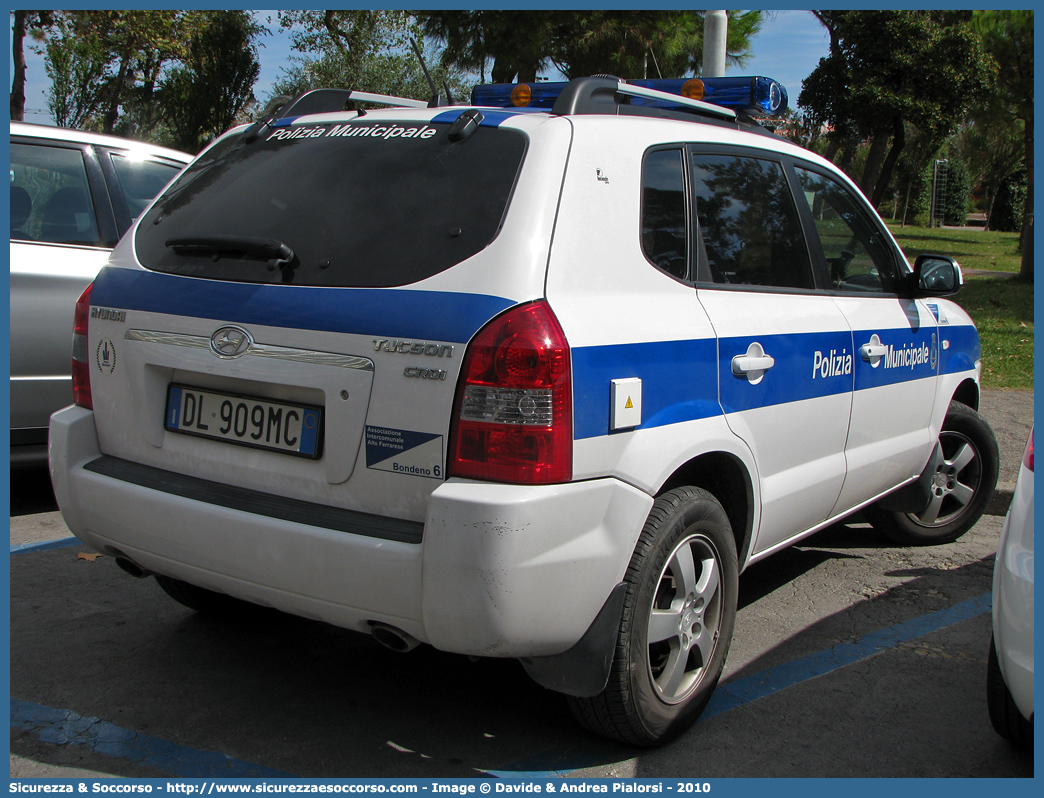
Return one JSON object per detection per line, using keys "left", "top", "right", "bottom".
{"left": 718, "top": 331, "right": 854, "bottom": 415}
{"left": 572, "top": 323, "right": 978, "bottom": 439}
{"left": 431, "top": 109, "right": 529, "bottom": 126}
{"left": 939, "top": 324, "right": 982, "bottom": 375}
{"left": 90, "top": 267, "right": 515, "bottom": 345}
{"left": 850, "top": 327, "right": 941, "bottom": 391}
{"left": 572, "top": 340, "right": 719, "bottom": 440}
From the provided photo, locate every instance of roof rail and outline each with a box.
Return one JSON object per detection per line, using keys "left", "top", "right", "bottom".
{"left": 551, "top": 77, "right": 755, "bottom": 124}
{"left": 615, "top": 81, "right": 737, "bottom": 119}
{"left": 241, "top": 88, "right": 445, "bottom": 143}
{"left": 278, "top": 88, "right": 434, "bottom": 119}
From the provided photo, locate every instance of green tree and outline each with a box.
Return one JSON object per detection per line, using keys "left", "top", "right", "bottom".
{"left": 10, "top": 10, "right": 54, "bottom": 120}
{"left": 892, "top": 125, "right": 945, "bottom": 226}
{"left": 800, "top": 11, "right": 994, "bottom": 210}
{"left": 990, "top": 170, "right": 1027, "bottom": 234}
{"left": 272, "top": 11, "right": 471, "bottom": 105}
{"left": 971, "top": 10, "right": 1033, "bottom": 281}
{"left": 44, "top": 14, "right": 108, "bottom": 128}
{"left": 942, "top": 150, "right": 971, "bottom": 226}
{"left": 554, "top": 10, "right": 764, "bottom": 80}
{"left": 417, "top": 10, "right": 764, "bottom": 84}
{"left": 272, "top": 47, "right": 473, "bottom": 108}
{"left": 415, "top": 11, "right": 557, "bottom": 83}
{"left": 158, "top": 12, "right": 263, "bottom": 152}
{"left": 40, "top": 10, "right": 210, "bottom": 136}
{"left": 277, "top": 10, "right": 415, "bottom": 79}
{"left": 955, "top": 118, "right": 1023, "bottom": 230}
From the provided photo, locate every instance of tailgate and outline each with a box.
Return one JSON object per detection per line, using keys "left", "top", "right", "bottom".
{"left": 85, "top": 266, "right": 515, "bottom": 522}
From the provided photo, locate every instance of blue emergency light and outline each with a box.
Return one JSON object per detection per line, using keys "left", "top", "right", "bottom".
{"left": 470, "top": 76, "right": 788, "bottom": 118}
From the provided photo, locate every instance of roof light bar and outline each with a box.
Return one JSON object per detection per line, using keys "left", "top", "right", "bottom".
{"left": 470, "top": 75, "right": 788, "bottom": 118}
{"left": 632, "top": 77, "right": 787, "bottom": 116}
{"left": 471, "top": 82, "right": 567, "bottom": 111}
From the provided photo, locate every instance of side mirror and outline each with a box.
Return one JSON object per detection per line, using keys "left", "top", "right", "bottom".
{"left": 911, "top": 254, "right": 962, "bottom": 297}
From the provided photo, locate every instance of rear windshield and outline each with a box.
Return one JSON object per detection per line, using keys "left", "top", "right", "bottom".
{"left": 135, "top": 119, "right": 527, "bottom": 287}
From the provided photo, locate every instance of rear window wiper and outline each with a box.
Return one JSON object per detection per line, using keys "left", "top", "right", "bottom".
{"left": 165, "top": 236, "right": 297, "bottom": 275}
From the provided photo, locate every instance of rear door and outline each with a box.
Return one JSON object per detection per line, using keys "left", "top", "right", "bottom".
{"left": 690, "top": 147, "right": 854, "bottom": 557}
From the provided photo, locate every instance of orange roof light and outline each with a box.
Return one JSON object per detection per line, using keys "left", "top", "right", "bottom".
{"left": 681, "top": 79, "right": 706, "bottom": 102}
{"left": 510, "top": 84, "right": 533, "bottom": 107}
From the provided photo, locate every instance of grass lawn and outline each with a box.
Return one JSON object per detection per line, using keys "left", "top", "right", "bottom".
{"left": 884, "top": 223, "right": 1032, "bottom": 390}
{"left": 886, "top": 221, "right": 1023, "bottom": 274}
{"left": 952, "top": 278, "right": 1034, "bottom": 390}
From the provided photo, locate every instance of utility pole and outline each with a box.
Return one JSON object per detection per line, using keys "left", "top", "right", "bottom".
{"left": 703, "top": 10, "right": 728, "bottom": 78}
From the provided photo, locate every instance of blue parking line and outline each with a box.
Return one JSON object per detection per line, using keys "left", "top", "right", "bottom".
{"left": 11, "top": 698, "right": 293, "bottom": 778}
{"left": 487, "top": 593, "right": 992, "bottom": 778}
{"left": 11, "top": 535, "right": 991, "bottom": 779}
{"left": 10, "top": 536, "right": 81, "bottom": 555}
{"left": 701, "top": 592, "right": 991, "bottom": 719}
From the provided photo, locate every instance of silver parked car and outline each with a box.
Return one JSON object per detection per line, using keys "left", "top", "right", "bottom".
{"left": 10, "top": 122, "right": 191, "bottom": 466}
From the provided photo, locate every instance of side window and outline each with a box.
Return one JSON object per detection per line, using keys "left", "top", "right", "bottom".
{"left": 692, "top": 153, "right": 813, "bottom": 289}
{"left": 110, "top": 154, "right": 183, "bottom": 220}
{"left": 10, "top": 142, "right": 102, "bottom": 246}
{"left": 796, "top": 166, "right": 899, "bottom": 293}
{"left": 640, "top": 148, "right": 688, "bottom": 280}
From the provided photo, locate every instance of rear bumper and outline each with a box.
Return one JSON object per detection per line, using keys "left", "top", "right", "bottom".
{"left": 50, "top": 405, "right": 653, "bottom": 658}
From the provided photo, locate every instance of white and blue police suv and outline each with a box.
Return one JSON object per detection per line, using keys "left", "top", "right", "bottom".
{"left": 50, "top": 76, "right": 998, "bottom": 746}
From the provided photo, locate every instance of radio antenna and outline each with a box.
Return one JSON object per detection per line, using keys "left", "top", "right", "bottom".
{"left": 410, "top": 38, "right": 450, "bottom": 106}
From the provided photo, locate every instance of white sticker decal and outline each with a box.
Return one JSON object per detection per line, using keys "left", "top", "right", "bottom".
{"left": 365, "top": 426, "right": 444, "bottom": 480}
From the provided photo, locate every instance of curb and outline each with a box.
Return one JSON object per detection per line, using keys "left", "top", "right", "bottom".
{"left": 986, "top": 482, "right": 1016, "bottom": 517}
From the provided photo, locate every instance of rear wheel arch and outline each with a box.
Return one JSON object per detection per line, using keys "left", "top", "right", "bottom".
{"left": 658, "top": 451, "right": 753, "bottom": 568}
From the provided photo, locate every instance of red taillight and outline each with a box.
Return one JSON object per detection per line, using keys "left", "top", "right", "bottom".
{"left": 1023, "top": 429, "right": 1034, "bottom": 472}
{"left": 449, "top": 301, "right": 572, "bottom": 484}
{"left": 72, "top": 283, "right": 93, "bottom": 409}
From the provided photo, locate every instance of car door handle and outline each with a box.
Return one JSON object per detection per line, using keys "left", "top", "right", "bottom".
{"left": 732, "top": 342, "right": 775, "bottom": 380}
{"left": 733, "top": 354, "right": 776, "bottom": 374}
{"left": 860, "top": 334, "right": 888, "bottom": 362}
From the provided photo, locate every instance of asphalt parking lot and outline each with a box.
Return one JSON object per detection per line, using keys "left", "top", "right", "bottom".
{"left": 9, "top": 391, "right": 1034, "bottom": 779}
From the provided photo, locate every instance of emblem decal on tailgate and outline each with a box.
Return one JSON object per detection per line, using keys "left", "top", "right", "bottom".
{"left": 95, "top": 339, "right": 117, "bottom": 374}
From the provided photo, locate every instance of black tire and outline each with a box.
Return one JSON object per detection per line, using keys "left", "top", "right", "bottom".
{"left": 864, "top": 401, "right": 998, "bottom": 545}
{"left": 154, "top": 574, "right": 255, "bottom": 616}
{"left": 987, "top": 639, "right": 1033, "bottom": 751}
{"left": 569, "top": 487, "right": 739, "bottom": 746}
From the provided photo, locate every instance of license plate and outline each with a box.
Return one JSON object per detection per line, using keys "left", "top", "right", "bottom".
{"left": 165, "top": 384, "right": 323, "bottom": 458}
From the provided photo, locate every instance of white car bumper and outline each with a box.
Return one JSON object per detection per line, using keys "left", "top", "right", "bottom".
{"left": 49, "top": 405, "right": 653, "bottom": 658}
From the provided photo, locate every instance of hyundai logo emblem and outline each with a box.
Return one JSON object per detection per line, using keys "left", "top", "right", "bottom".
{"left": 210, "top": 325, "right": 253, "bottom": 359}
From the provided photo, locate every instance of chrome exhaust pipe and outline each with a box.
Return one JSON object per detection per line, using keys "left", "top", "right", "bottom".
{"left": 370, "top": 622, "right": 421, "bottom": 653}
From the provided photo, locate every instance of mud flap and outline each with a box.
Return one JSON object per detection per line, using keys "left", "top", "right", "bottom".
{"left": 519, "top": 581, "right": 627, "bottom": 698}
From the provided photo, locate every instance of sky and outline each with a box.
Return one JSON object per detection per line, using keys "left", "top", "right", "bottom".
{"left": 11, "top": 10, "right": 830, "bottom": 127}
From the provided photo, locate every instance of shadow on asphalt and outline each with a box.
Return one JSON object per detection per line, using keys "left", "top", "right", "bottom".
{"left": 10, "top": 465, "right": 59, "bottom": 517}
